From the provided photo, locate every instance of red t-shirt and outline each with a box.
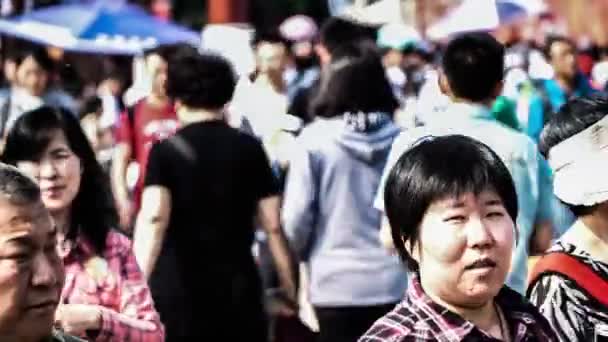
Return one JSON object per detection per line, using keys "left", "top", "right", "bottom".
{"left": 116, "top": 99, "right": 178, "bottom": 210}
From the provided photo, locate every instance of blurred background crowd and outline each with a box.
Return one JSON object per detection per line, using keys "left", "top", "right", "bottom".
{"left": 1, "top": 0, "right": 608, "bottom": 341}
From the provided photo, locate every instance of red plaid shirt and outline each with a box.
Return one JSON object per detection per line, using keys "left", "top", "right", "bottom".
{"left": 59, "top": 230, "right": 164, "bottom": 342}
{"left": 359, "top": 274, "right": 557, "bottom": 342}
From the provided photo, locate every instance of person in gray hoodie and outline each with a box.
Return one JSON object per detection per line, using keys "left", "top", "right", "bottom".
{"left": 282, "top": 42, "right": 408, "bottom": 342}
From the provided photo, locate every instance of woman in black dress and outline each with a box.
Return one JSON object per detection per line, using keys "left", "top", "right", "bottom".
{"left": 133, "top": 46, "right": 297, "bottom": 341}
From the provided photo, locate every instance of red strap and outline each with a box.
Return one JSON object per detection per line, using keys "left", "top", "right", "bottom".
{"left": 528, "top": 252, "right": 608, "bottom": 307}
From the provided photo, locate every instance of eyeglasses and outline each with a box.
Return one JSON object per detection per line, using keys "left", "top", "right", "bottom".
{"left": 17, "top": 152, "right": 78, "bottom": 178}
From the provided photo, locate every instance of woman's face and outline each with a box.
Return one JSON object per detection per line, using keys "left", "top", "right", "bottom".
{"left": 414, "top": 189, "right": 514, "bottom": 308}
{"left": 16, "top": 131, "right": 82, "bottom": 214}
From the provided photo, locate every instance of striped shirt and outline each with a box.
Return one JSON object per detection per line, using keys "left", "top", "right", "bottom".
{"left": 528, "top": 241, "right": 608, "bottom": 341}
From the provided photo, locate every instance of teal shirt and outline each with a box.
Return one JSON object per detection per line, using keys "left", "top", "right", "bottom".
{"left": 525, "top": 77, "right": 591, "bottom": 236}
{"left": 492, "top": 96, "right": 520, "bottom": 131}
{"left": 527, "top": 76, "right": 596, "bottom": 141}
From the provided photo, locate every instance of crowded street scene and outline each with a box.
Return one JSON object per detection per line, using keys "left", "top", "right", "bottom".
{"left": 1, "top": 0, "right": 608, "bottom": 341}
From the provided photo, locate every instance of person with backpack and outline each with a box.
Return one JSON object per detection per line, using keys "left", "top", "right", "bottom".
{"left": 528, "top": 95, "right": 608, "bottom": 342}
{"left": 111, "top": 46, "right": 178, "bottom": 233}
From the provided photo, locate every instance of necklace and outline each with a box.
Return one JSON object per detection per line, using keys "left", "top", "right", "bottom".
{"left": 494, "top": 302, "right": 510, "bottom": 342}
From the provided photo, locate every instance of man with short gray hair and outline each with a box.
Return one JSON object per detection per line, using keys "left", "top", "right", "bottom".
{"left": 0, "top": 164, "right": 82, "bottom": 342}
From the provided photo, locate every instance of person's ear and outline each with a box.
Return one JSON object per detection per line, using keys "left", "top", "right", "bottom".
{"left": 314, "top": 44, "right": 331, "bottom": 66}
{"left": 438, "top": 71, "right": 452, "bottom": 97}
{"left": 408, "top": 239, "right": 421, "bottom": 264}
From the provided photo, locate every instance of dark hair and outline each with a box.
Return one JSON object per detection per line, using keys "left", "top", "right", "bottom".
{"left": 143, "top": 44, "right": 178, "bottom": 60}
{"left": 543, "top": 35, "right": 575, "bottom": 61}
{"left": 79, "top": 96, "right": 103, "bottom": 119}
{"left": 318, "top": 17, "right": 377, "bottom": 55}
{"left": 166, "top": 46, "right": 236, "bottom": 109}
{"left": 253, "top": 29, "right": 290, "bottom": 48}
{"left": 384, "top": 135, "right": 518, "bottom": 271}
{"left": 442, "top": 32, "right": 504, "bottom": 102}
{"left": 2, "top": 106, "right": 117, "bottom": 254}
{"left": 311, "top": 41, "right": 398, "bottom": 118}
{"left": 10, "top": 46, "right": 54, "bottom": 72}
{"left": 539, "top": 94, "right": 608, "bottom": 216}
{"left": 0, "top": 163, "right": 41, "bottom": 206}
{"left": 102, "top": 67, "right": 126, "bottom": 84}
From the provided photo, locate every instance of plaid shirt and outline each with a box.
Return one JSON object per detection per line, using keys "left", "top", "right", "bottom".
{"left": 59, "top": 231, "right": 164, "bottom": 342}
{"left": 359, "top": 274, "right": 557, "bottom": 342}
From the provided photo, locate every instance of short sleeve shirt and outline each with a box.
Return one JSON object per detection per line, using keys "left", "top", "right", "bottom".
{"left": 115, "top": 99, "right": 178, "bottom": 203}
{"left": 143, "top": 120, "right": 278, "bottom": 338}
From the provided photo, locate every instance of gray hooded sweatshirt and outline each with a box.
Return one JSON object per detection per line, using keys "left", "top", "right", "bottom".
{"left": 282, "top": 113, "right": 407, "bottom": 307}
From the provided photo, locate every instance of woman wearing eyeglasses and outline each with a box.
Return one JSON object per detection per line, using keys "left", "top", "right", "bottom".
{"left": 1, "top": 106, "right": 164, "bottom": 341}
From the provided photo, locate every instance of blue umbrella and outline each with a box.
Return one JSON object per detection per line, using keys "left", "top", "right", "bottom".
{"left": 496, "top": 0, "right": 528, "bottom": 25}
{"left": 0, "top": 2, "right": 200, "bottom": 55}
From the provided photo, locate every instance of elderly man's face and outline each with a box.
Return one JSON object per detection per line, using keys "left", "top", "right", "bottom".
{"left": 0, "top": 198, "right": 63, "bottom": 341}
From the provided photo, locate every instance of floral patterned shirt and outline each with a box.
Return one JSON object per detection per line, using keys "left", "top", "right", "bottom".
{"left": 59, "top": 230, "right": 164, "bottom": 341}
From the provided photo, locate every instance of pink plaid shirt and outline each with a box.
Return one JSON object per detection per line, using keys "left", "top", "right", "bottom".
{"left": 59, "top": 230, "right": 164, "bottom": 342}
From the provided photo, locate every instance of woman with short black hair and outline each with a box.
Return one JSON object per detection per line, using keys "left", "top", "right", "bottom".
{"left": 360, "top": 135, "right": 557, "bottom": 341}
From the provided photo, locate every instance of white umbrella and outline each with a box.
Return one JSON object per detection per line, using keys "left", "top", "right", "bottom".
{"left": 341, "top": 0, "right": 405, "bottom": 26}
{"left": 426, "top": 0, "right": 499, "bottom": 40}
{"left": 201, "top": 24, "right": 256, "bottom": 77}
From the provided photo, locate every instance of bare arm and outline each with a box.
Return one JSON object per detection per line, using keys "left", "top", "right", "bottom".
{"left": 257, "top": 195, "right": 297, "bottom": 301}
{"left": 133, "top": 185, "right": 171, "bottom": 280}
{"left": 111, "top": 143, "right": 133, "bottom": 229}
{"left": 530, "top": 220, "right": 553, "bottom": 256}
{"left": 531, "top": 152, "right": 555, "bottom": 256}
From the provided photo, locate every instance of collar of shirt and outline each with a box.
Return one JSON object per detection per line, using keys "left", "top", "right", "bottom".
{"left": 402, "top": 273, "right": 551, "bottom": 341}
{"left": 406, "top": 274, "right": 476, "bottom": 340}
{"left": 543, "top": 75, "right": 596, "bottom": 107}
{"left": 58, "top": 233, "right": 96, "bottom": 262}
{"left": 443, "top": 102, "right": 495, "bottom": 122}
